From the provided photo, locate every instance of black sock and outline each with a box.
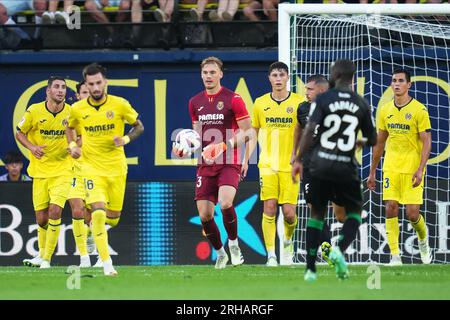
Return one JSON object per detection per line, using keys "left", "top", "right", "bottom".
{"left": 306, "top": 218, "right": 324, "bottom": 273}
{"left": 338, "top": 213, "right": 362, "bottom": 252}
{"left": 320, "top": 221, "right": 331, "bottom": 244}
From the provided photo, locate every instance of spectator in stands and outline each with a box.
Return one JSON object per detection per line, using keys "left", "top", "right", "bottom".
{"left": 0, "top": 150, "right": 31, "bottom": 182}
{"left": 154, "top": 0, "right": 174, "bottom": 22}
{"left": 243, "top": 0, "right": 278, "bottom": 21}
{"left": 0, "top": 0, "right": 46, "bottom": 44}
{"left": 84, "top": 0, "right": 131, "bottom": 45}
{"left": 190, "top": 0, "right": 208, "bottom": 21}
{"left": 209, "top": 0, "right": 239, "bottom": 21}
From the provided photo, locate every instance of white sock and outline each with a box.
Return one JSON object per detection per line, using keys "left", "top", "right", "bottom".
{"left": 267, "top": 250, "right": 276, "bottom": 258}
{"left": 217, "top": 247, "right": 226, "bottom": 257}
{"left": 228, "top": 238, "right": 238, "bottom": 247}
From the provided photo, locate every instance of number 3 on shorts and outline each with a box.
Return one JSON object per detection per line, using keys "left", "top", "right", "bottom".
{"left": 384, "top": 177, "right": 389, "bottom": 189}
{"left": 196, "top": 176, "right": 202, "bottom": 188}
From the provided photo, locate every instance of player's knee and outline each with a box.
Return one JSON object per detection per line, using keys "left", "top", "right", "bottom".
{"left": 106, "top": 216, "right": 120, "bottom": 228}
{"left": 71, "top": 207, "right": 85, "bottom": 219}
{"left": 405, "top": 206, "right": 420, "bottom": 221}
{"left": 264, "top": 201, "right": 278, "bottom": 215}
{"left": 385, "top": 201, "right": 399, "bottom": 217}
{"left": 333, "top": 206, "right": 346, "bottom": 223}
{"left": 218, "top": 199, "right": 233, "bottom": 210}
{"left": 36, "top": 217, "right": 48, "bottom": 227}
{"left": 48, "top": 206, "right": 62, "bottom": 219}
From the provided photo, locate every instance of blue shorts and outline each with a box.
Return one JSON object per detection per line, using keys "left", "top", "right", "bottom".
{"left": 1, "top": 0, "right": 34, "bottom": 16}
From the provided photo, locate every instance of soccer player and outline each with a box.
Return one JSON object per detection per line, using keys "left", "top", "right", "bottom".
{"left": 173, "top": 56, "right": 256, "bottom": 269}
{"left": 66, "top": 63, "right": 144, "bottom": 276}
{"left": 293, "top": 60, "right": 377, "bottom": 281}
{"left": 292, "top": 75, "right": 347, "bottom": 264}
{"left": 17, "top": 76, "right": 73, "bottom": 268}
{"left": 66, "top": 80, "right": 93, "bottom": 268}
{"left": 367, "top": 69, "right": 432, "bottom": 266}
{"left": 245, "top": 61, "right": 305, "bottom": 267}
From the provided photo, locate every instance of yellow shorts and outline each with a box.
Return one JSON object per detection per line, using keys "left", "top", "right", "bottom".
{"left": 32, "top": 176, "right": 71, "bottom": 211}
{"left": 68, "top": 175, "right": 86, "bottom": 200}
{"left": 382, "top": 171, "right": 425, "bottom": 205}
{"left": 259, "top": 168, "right": 300, "bottom": 205}
{"left": 84, "top": 175, "right": 126, "bottom": 211}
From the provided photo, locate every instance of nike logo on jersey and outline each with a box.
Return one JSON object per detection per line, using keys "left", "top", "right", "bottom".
{"left": 264, "top": 107, "right": 271, "bottom": 111}
{"left": 387, "top": 115, "right": 394, "bottom": 119}
{"left": 40, "top": 119, "right": 47, "bottom": 123}
{"left": 82, "top": 115, "right": 90, "bottom": 119}
{"left": 198, "top": 106, "right": 204, "bottom": 111}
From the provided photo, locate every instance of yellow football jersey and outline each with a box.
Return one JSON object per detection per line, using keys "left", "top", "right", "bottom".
{"left": 16, "top": 101, "right": 72, "bottom": 178}
{"left": 377, "top": 98, "right": 431, "bottom": 174}
{"left": 68, "top": 94, "right": 139, "bottom": 176}
{"left": 251, "top": 92, "right": 305, "bottom": 172}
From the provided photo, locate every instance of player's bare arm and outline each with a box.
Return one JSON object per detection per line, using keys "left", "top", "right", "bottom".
{"left": 66, "top": 126, "right": 81, "bottom": 159}
{"left": 114, "top": 119, "right": 144, "bottom": 147}
{"left": 367, "top": 129, "right": 389, "bottom": 190}
{"left": 412, "top": 130, "right": 432, "bottom": 187}
{"left": 290, "top": 123, "right": 301, "bottom": 165}
{"left": 292, "top": 121, "right": 315, "bottom": 183}
{"left": 16, "top": 130, "right": 46, "bottom": 159}
{"left": 242, "top": 126, "right": 259, "bottom": 180}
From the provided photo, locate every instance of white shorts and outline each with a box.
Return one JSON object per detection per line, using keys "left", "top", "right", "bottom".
{"left": 0, "top": 0, "right": 34, "bottom": 16}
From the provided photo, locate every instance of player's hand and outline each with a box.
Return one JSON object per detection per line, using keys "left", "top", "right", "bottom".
{"left": 367, "top": 173, "right": 376, "bottom": 190}
{"left": 172, "top": 142, "right": 191, "bottom": 158}
{"left": 30, "top": 145, "right": 46, "bottom": 159}
{"left": 202, "top": 142, "right": 227, "bottom": 164}
{"left": 240, "top": 162, "right": 249, "bottom": 181}
{"left": 291, "top": 160, "right": 303, "bottom": 183}
{"left": 412, "top": 169, "right": 423, "bottom": 188}
{"left": 113, "top": 136, "right": 130, "bottom": 147}
{"left": 290, "top": 153, "right": 297, "bottom": 165}
{"left": 67, "top": 142, "right": 81, "bottom": 159}
{"left": 355, "top": 138, "right": 368, "bottom": 150}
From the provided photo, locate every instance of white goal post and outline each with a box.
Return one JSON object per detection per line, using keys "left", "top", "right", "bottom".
{"left": 278, "top": 3, "right": 450, "bottom": 264}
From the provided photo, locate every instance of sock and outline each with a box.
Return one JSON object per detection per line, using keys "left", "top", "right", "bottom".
{"left": 320, "top": 221, "right": 331, "bottom": 244}
{"left": 5, "top": 18, "right": 30, "bottom": 40}
{"left": 228, "top": 238, "right": 238, "bottom": 247}
{"left": 217, "top": 247, "right": 226, "bottom": 257}
{"left": 72, "top": 218, "right": 88, "bottom": 257}
{"left": 306, "top": 218, "right": 324, "bottom": 273}
{"left": 201, "top": 218, "right": 223, "bottom": 250}
{"left": 34, "top": 16, "right": 42, "bottom": 38}
{"left": 262, "top": 213, "right": 276, "bottom": 253}
{"left": 386, "top": 216, "right": 400, "bottom": 255}
{"left": 410, "top": 214, "right": 427, "bottom": 241}
{"left": 37, "top": 224, "right": 48, "bottom": 257}
{"left": 221, "top": 206, "right": 237, "bottom": 240}
{"left": 92, "top": 209, "right": 110, "bottom": 262}
{"left": 105, "top": 216, "right": 120, "bottom": 228}
{"left": 267, "top": 250, "right": 276, "bottom": 258}
{"left": 338, "top": 213, "right": 362, "bottom": 252}
{"left": 43, "top": 218, "right": 61, "bottom": 261}
{"left": 284, "top": 214, "right": 298, "bottom": 242}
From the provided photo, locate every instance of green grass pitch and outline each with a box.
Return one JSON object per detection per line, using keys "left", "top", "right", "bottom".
{"left": 0, "top": 265, "right": 449, "bottom": 300}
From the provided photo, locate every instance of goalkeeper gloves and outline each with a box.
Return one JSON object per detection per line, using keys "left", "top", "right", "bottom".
{"left": 201, "top": 142, "right": 227, "bottom": 164}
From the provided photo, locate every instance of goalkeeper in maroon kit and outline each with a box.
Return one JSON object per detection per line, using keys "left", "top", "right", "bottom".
{"left": 173, "top": 56, "right": 256, "bottom": 269}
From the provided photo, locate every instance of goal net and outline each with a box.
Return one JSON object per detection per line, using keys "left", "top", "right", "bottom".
{"left": 278, "top": 4, "right": 450, "bottom": 264}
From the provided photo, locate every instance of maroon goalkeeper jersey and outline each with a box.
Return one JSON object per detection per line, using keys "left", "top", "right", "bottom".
{"left": 189, "top": 86, "right": 249, "bottom": 171}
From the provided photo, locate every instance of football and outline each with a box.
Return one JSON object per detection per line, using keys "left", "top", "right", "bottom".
{"left": 173, "top": 129, "right": 201, "bottom": 157}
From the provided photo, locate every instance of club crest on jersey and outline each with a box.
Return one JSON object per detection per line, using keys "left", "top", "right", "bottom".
{"left": 286, "top": 106, "right": 294, "bottom": 114}
{"left": 106, "top": 111, "right": 114, "bottom": 119}
{"left": 61, "top": 119, "right": 68, "bottom": 127}
{"left": 216, "top": 101, "right": 224, "bottom": 110}
{"left": 405, "top": 112, "right": 412, "bottom": 120}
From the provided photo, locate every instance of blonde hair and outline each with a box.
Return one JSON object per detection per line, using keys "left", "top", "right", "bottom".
{"left": 200, "top": 56, "right": 224, "bottom": 71}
